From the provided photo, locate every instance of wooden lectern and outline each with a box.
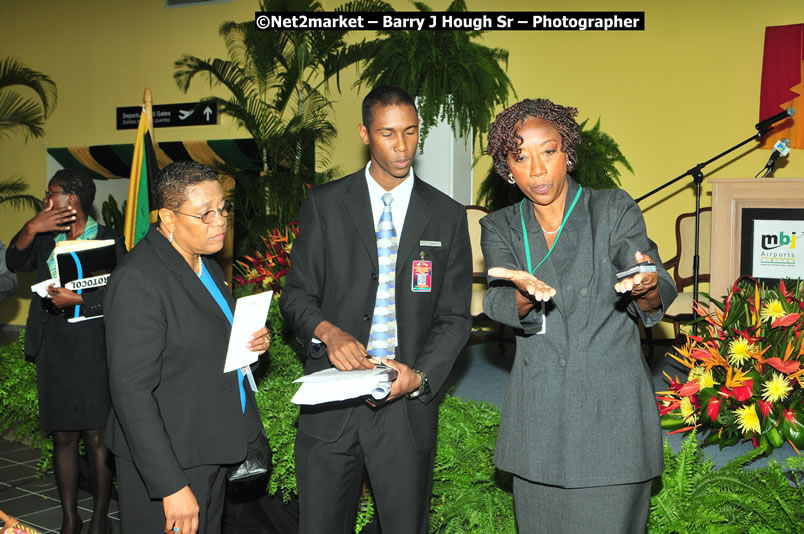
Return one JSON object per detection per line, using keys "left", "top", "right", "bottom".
{"left": 710, "top": 178, "right": 804, "bottom": 300}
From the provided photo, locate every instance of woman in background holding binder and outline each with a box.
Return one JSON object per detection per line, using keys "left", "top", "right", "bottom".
{"left": 6, "top": 168, "right": 126, "bottom": 534}
{"left": 104, "top": 161, "right": 270, "bottom": 534}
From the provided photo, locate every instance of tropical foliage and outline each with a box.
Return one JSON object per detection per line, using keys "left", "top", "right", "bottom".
{"left": 0, "top": 331, "right": 53, "bottom": 471}
{"left": 0, "top": 57, "right": 56, "bottom": 212}
{"left": 0, "top": 176, "right": 41, "bottom": 212}
{"left": 477, "top": 117, "right": 632, "bottom": 212}
{"left": 356, "top": 0, "right": 514, "bottom": 148}
{"left": 0, "top": 57, "right": 57, "bottom": 141}
{"left": 174, "top": 0, "right": 392, "bottom": 255}
{"left": 648, "top": 429, "right": 804, "bottom": 533}
{"left": 4, "top": 319, "right": 804, "bottom": 531}
{"left": 658, "top": 277, "right": 804, "bottom": 453}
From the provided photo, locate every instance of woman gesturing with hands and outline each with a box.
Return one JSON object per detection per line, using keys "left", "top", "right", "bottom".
{"left": 480, "top": 99, "right": 677, "bottom": 533}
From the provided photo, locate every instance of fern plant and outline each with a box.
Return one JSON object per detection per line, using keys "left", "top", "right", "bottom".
{"left": 649, "top": 430, "right": 804, "bottom": 533}
{"left": 356, "top": 0, "right": 514, "bottom": 148}
{"left": 430, "top": 394, "right": 515, "bottom": 533}
{"left": 0, "top": 331, "right": 53, "bottom": 471}
{"left": 251, "top": 295, "right": 304, "bottom": 502}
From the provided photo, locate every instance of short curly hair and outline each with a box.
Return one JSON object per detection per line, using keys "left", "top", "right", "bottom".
{"left": 487, "top": 98, "right": 581, "bottom": 180}
{"left": 50, "top": 168, "right": 96, "bottom": 214}
{"left": 155, "top": 161, "right": 219, "bottom": 211}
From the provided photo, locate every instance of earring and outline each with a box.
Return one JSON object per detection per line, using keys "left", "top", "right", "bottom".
{"left": 169, "top": 231, "right": 174, "bottom": 244}
{"left": 506, "top": 173, "right": 516, "bottom": 185}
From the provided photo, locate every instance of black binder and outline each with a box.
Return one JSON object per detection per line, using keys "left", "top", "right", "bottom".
{"left": 53, "top": 239, "right": 117, "bottom": 322}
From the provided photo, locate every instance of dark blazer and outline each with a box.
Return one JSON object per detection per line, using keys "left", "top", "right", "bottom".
{"left": 481, "top": 177, "right": 678, "bottom": 488}
{"left": 279, "top": 171, "right": 472, "bottom": 452}
{"left": 6, "top": 225, "right": 125, "bottom": 358}
{"left": 104, "top": 226, "right": 261, "bottom": 499}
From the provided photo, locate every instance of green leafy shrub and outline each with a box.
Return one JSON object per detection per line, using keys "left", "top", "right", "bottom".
{"left": 254, "top": 297, "right": 303, "bottom": 502}
{"left": 0, "top": 330, "right": 52, "bottom": 471}
{"left": 431, "top": 395, "right": 515, "bottom": 532}
{"left": 649, "top": 430, "right": 804, "bottom": 533}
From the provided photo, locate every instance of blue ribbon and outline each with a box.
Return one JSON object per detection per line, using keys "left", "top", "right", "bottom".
{"left": 198, "top": 263, "right": 246, "bottom": 414}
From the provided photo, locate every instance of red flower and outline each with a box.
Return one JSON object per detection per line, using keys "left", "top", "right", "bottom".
{"left": 658, "top": 399, "right": 680, "bottom": 416}
{"left": 733, "top": 379, "right": 754, "bottom": 402}
{"left": 783, "top": 408, "right": 798, "bottom": 423}
{"left": 766, "top": 357, "right": 800, "bottom": 375}
{"left": 706, "top": 397, "right": 721, "bottom": 421}
{"left": 759, "top": 400, "right": 773, "bottom": 418}
{"left": 772, "top": 313, "right": 801, "bottom": 328}
{"left": 678, "top": 381, "right": 700, "bottom": 397}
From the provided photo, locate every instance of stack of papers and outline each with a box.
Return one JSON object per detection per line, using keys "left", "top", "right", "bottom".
{"left": 291, "top": 366, "right": 398, "bottom": 405}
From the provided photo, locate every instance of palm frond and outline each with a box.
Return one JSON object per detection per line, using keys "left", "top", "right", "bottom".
{"left": 0, "top": 57, "right": 57, "bottom": 117}
{"left": 0, "top": 90, "right": 48, "bottom": 140}
{"left": 0, "top": 176, "right": 42, "bottom": 211}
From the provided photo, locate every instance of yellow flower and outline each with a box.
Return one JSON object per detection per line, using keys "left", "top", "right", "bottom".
{"left": 699, "top": 370, "right": 716, "bottom": 389}
{"left": 734, "top": 404, "right": 761, "bottom": 434}
{"left": 680, "top": 397, "right": 698, "bottom": 423}
{"left": 761, "top": 373, "right": 793, "bottom": 403}
{"left": 728, "top": 337, "right": 754, "bottom": 366}
{"left": 760, "top": 299, "right": 786, "bottom": 323}
{"left": 688, "top": 367, "right": 716, "bottom": 389}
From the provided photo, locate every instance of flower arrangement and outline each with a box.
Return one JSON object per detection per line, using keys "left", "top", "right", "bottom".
{"left": 232, "top": 222, "right": 299, "bottom": 297}
{"left": 658, "top": 276, "right": 804, "bottom": 452}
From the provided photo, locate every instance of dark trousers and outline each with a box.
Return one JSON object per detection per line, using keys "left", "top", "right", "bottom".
{"left": 116, "top": 456, "right": 227, "bottom": 534}
{"left": 295, "top": 400, "right": 435, "bottom": 534}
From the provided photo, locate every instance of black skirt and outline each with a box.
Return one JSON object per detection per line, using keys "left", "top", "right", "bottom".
{"left": 35, "top": 313, "right": 111, "bottom": 432}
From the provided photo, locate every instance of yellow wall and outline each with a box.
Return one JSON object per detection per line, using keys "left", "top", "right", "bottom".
{"left": 2, "top": 0, "right": 804, "bottom": 328}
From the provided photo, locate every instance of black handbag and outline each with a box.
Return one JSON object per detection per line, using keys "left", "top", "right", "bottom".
{"left": 228, "top": 431, "right": 272, "bottom": 483}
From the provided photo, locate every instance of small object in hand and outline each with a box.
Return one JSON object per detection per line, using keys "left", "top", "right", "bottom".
{"left": 615, "top": 262, "right": 656, "bottom": 280}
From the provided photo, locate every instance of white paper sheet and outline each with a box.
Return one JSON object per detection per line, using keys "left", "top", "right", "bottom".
{"left": 223, "top": 290, "right": 273, "bottom": 373}
{"left": 31, "top": 278, "right": 60, "bottom": 298}
{"left": 291, "top": 367, "right": 398, "bottom": 405}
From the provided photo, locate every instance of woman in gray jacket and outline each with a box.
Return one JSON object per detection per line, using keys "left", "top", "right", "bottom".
{"left": 481, "top": 99, "right": 677, "bottom": 533}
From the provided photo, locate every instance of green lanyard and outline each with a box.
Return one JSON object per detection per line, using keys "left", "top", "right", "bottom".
{"left": 519, "top": 185, "right": 582, "bottom": 274}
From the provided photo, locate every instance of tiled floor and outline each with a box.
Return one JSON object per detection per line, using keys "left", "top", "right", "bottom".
{"left": 0, "top": 438, "right": 120, "bottom": 534}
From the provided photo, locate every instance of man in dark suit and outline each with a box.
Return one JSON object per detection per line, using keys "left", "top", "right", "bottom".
{"left": 279, "top": 85, "right": 472, "bottom": 534}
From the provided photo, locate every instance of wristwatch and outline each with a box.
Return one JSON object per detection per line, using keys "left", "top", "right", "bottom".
{"left": 406, "top": 369, "right": 430, "bottom": 399}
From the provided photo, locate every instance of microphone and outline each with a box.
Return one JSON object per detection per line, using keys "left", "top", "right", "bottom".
{"left": 760, "top": 138, "right": 790, "bottom": 178}
{"left": 756, "top": 107, "right": 795, "bottom": 131}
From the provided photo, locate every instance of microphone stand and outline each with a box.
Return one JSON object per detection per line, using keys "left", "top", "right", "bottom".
{"left": 636, "top": 127, "right": 772, "bottom": 334}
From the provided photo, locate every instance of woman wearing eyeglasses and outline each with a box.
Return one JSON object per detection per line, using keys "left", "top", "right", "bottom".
{"left": 103, "top": 161, "right": 270, "bottom": 534}
{"left": 6, "top": 168, "right": 126, "bottom": 534}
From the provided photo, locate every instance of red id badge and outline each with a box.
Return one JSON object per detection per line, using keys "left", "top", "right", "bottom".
{"left": 411, "top": 260, "right": 432, "bottom": 292}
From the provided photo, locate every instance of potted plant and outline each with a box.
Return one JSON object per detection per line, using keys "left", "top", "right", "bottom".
{"left": 355, "top": 0, "right": 514, "bottom": 149}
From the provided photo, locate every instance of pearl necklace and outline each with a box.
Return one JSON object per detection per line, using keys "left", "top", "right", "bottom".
{"left": 542, "top": 226, "right": 560, "bottom": 235}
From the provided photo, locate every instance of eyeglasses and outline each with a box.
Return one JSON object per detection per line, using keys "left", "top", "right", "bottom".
{"left": 173, "top": 200, "right": 233, "bottom": 224}
{"left": 44, "top": 190, "right": 68, "bottom": 198}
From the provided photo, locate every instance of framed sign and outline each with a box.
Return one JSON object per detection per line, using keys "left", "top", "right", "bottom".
{"left": 710, "top": 178, "right": 804, "bottom": 300}
{"left": 740, "top": 208, "right": 804, "bottom": 286}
